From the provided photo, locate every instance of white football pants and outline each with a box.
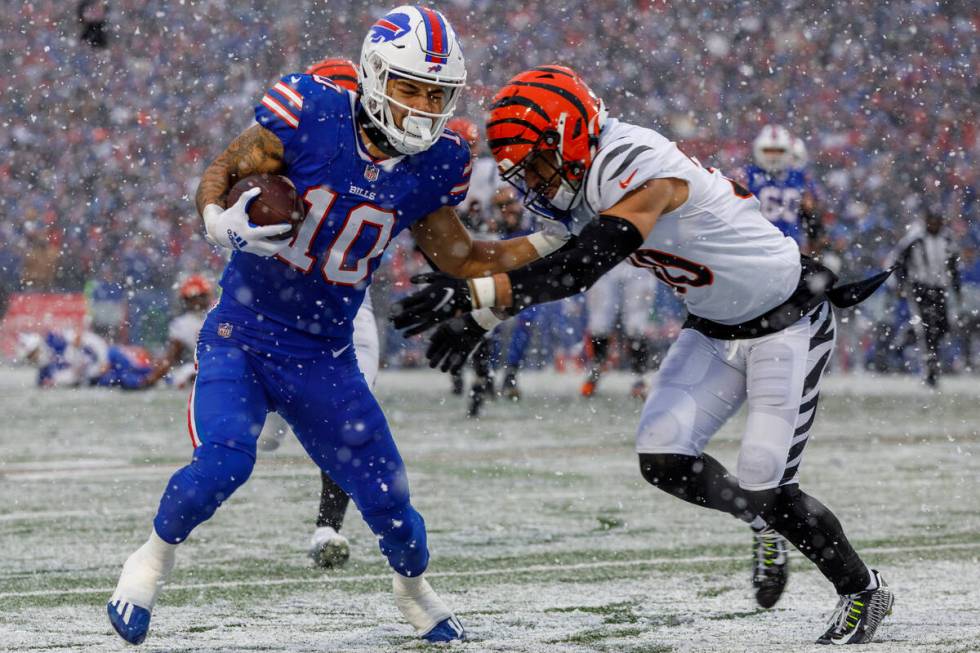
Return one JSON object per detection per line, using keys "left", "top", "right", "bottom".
{"left": 636, "top": 302, "right": 836, "bottom": 490}
{"left": 586, "top": 262, "right": 657, "bottom": 336}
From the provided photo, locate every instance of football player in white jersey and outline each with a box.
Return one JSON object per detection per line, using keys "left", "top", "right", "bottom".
{"left": 141, "top": 275, "right": 213, "bottom": 389}
{"left": 392, "top": 66, "right": 894, "bottom": 645}
{"left": 581, "top": 261, "right": 657, "bottom": 399}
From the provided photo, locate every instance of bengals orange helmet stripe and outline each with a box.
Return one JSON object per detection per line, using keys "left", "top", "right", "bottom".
{"left": 305, "top": 58, "right": 359, "bottom": 92}
{"left": 486, "top": 65, "right": 605, "bottom": 184}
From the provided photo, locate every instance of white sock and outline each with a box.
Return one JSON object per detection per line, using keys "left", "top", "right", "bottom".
{"left": 392, "top": 573, "right": 452, "bottom": 634}
{"left": 864, "top": 567, "right": 879, "bottom": 591}
{"left": 112, "top": 530, "right": 177, "bottom": 609}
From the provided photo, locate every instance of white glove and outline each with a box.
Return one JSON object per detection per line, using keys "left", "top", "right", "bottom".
{"left": 203, "top": 187, "right": 292, "bottom": 257}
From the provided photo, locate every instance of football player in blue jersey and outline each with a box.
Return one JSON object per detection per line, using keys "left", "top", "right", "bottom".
{"left": 743, "top": 125, "right": 824, "bottom": 255}
{"left": 106, "top": 6, "right": 568, "bottom": 646}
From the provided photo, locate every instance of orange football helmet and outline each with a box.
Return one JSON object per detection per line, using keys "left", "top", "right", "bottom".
{"left": 179, "top": 274, "right": 213, "bottom": 300}
{"left": 487, "top": 65, "right": 606, "bottom": 213}
{"left": 305, "top": 57, "right": 359, "bottom": 92}
{"left": 446, "top": 117, "right": 479, "bottom": 149}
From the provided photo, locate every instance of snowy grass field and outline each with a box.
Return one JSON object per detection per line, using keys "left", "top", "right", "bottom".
{"left": 1, "top": 367, "right": 979, "bottom": 652}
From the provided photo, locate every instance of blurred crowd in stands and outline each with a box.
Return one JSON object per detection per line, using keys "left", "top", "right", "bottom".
{"left": 0, "top": 1, "right": 977, "bottom": 375}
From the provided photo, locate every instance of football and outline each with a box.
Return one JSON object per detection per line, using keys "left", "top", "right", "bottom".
{"left": 226, "top": 174, "right": 305, "bottom": 241}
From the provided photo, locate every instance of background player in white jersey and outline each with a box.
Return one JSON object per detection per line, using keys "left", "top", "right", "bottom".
{"left": 392, "top": 65, "right": 895, "bottom": 645}
{"left": 140, "top": 275, "right": 213, "bottom": 389}
{"left": 581, "top": 261, "right": 656, "bottom": 399}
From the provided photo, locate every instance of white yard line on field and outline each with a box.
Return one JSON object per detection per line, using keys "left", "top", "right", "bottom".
{"left": 2, "top": 540, "right": 978, "bottom": 601}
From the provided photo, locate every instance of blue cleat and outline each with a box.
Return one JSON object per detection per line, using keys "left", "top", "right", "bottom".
{"left": 106, "top": 532, "right": 176, "bottom": 646}
{"left": 107, "top": 598, "right": 152, "bottom": 645}
{"left": 421, "top": 615, "right": 466, "bottom": 643}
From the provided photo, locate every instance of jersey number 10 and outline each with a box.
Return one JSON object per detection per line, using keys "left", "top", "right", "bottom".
{"left": 275, "top": 187, "right": 395, "bottom": 286}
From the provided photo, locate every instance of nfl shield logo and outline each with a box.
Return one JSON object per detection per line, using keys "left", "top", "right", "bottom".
{"left": 217, "top": 323, "right": 233, "bottom": 338}
{"left": 364, "top": 164, "right": 379, "bottom": 182}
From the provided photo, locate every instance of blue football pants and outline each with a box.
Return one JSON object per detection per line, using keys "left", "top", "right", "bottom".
{"left": 152, "top": 336, "right": 429, "bottom": 576}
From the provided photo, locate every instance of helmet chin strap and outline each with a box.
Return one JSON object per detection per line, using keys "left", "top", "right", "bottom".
{"left": 356, "top": 102, "right": 403, "bottom": 158}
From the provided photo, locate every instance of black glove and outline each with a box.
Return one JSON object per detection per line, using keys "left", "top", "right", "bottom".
{"left": 390, "top": 272, "right": 476, "bottom": 336}
{"left": 426, "top": 313, "right": 490, "bottom": 374}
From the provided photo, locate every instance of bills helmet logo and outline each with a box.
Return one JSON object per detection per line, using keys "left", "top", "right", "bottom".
{"left": 370, "top": 13, "right": 411, "bottom": 43}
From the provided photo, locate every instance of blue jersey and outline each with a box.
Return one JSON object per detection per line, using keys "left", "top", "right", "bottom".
{"left": 743, "top": 164, "right": 814, "bottom": 243}
{"left": 218, "top": 73, "right": 471, "bottom": 338}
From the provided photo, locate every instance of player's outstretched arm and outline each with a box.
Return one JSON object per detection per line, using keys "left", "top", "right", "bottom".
{"left": 194, "top": 125, "right": 286, "bottom": 215}
{"left": 393, "top": 178, "right": 685, "bottom": 335}
{"left": 410, "top": 206, "right": 569, "bottom": 279}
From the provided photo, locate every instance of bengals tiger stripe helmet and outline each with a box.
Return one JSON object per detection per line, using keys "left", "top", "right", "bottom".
{"left": 446, "top": 116, "right": 479, "bottom": 148}
{"left": 306, "top": 57, "right": 360, "bottom": 92}
{"left": 487, "top": 65, "right": 606, "bottom": 213}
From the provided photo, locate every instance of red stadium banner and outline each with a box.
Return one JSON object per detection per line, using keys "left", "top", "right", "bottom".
{"left": 0, "top": 292, "right": 88, "bottom": 359}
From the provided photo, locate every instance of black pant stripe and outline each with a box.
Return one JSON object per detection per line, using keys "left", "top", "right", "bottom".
{"left": 803, "top": 350, "right": 831, "bottom": 397}
{"left": 794, "top": 395, "right": 820, "bottom": 436}
{"left": 779, "top": 461, "right": 802, "bottom": 486}
{"left": 798, "top": 394, "right": 819, "bottom": 415}
{"left": 781, "top": 305, "right": 835, "bottom": 487}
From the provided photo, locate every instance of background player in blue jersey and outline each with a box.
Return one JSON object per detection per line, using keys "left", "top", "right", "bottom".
{"left": 106, "top": 6, "right": 568, "bottom": 646}
{"left": 743, "top": 125, "right": 824, "bottom": 255}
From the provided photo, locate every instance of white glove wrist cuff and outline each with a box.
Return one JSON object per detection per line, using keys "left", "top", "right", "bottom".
{"left": 527, "top": 230, "right": 568, "bottom": 257}
{"left": 467, "top": 276, "right": 496, "bottom": 309}
{"left": 471, "top": 308, "right": 504, "bottom": 331}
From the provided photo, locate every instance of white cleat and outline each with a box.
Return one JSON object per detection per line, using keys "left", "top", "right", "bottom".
{"left": 107, "top": 532, "right": 176, "bottom": 645}
{"left": 393, "top": 573, "right": 466, "bottom": 642}
{"left": 308, "top": 526, "right": 350, "bottom": 569}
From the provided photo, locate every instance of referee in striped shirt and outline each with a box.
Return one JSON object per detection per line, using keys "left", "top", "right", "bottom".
{"left": 887, "top": 211, "right": 962, "bottom": 387}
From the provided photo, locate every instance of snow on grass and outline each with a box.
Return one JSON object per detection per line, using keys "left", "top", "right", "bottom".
{"left": 1, "top": 367, "right": 978, "bottom": 651}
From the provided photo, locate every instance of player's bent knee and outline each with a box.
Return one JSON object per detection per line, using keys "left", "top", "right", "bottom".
{"left": 638, "top": 453, "right": 701, "bottom": 500}
{"left": 638, "top": 453, "right": 698, "bottom": 483}
{"left": 736, "top": 444, "right": 785, "bottom": 490}
{"left": 153, "top": 443, "right": 255, "bottom": 543}
{"left": 635, "top": 388, "right": 700, "bottom": 453}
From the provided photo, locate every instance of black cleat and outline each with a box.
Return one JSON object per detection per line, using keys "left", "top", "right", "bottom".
{"left": 502, "top": 371, "right": 521, "bottom": 401}
{"left": 816, "top": 570, "right": 894, "bottom": 645}
{"left": 752, "top": 526, "right": 789, "bottom": 608}
{"left": 467, "top": 376, "right": 492, "bottom": 418}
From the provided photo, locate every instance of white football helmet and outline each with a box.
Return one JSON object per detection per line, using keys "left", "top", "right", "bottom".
{"left": 791, "top": 136, "right": 808, "bottom": 168}
{"left": 753, "top": 124, "right": 793, "bottom": 173}
{"left": 359, "top": 6, "right": 466, "bottom": 155}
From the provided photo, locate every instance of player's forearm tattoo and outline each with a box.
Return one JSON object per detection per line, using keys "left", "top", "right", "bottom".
{"left": 195, "top": 126, "right": 285, "bottom": 216}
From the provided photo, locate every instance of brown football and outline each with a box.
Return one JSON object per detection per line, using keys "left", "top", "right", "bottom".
{"left": 226, "top": 174, "right": 305, "bottom": 241}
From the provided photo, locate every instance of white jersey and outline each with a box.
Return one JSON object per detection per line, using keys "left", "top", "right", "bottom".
{"left": 562, "top": 118, "right": 801, "bottom": 325}
{"left": 168, "top": 311, "right": 205, "bottom": 354}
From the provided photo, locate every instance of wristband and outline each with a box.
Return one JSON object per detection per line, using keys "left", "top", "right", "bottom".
{"left": 467, "top": 276, "right": 497, "bottom": 309}
{"left": 527, "top": 230, "right": 569, "bottom": 257}
{"left": 470, "top": 308, "right": 504, "bottom": 331}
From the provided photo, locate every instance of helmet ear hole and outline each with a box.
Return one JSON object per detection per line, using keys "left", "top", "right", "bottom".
{"left": 543, "top": 131, "right": 560, "bottom": 147}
